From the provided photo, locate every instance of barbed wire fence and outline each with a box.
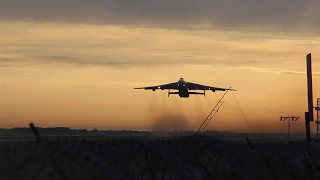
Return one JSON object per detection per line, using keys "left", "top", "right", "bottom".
{"left": 1, "top": 123, "right": 320, "bottom": 180}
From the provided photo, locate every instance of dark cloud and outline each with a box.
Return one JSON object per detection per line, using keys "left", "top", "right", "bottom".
{"left": 0, "top": 0, "right": 319, "bottom": 34}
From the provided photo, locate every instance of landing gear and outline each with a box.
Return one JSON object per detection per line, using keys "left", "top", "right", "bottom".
{"left": 168, "top": 89, "right": 170, "bottom": 97}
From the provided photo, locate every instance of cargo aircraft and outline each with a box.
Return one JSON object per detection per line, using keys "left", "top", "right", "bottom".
{"left": 134, "top": 78, "right": 236, "bottom": 98}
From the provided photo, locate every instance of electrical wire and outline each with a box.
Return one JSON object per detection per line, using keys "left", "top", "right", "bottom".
{"left": 230, "top": 91, "right": 256, "bottom": 137}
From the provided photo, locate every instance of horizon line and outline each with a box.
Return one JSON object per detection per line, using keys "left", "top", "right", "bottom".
{"left": 0, "top": 126, "right": 309, "bottom": 134}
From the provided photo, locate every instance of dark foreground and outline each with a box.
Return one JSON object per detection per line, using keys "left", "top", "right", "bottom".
{"left": 1, "top": 135, "right": 320, "bottom": 180}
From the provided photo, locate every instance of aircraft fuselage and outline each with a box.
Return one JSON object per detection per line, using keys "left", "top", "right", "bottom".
{"left": 177, "top": 78, "right": 190, "bottom": 98}
{"left": 168, "top": 78, "right": 205, "bottom": 98}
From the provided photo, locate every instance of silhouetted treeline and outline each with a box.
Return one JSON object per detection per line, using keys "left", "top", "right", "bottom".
{"left": 0, "top": 127, "right": 307, "bottom": 137}
{"left": 0, "top": 127, "right": 88, "bottom": 134}
{"left": 0, "top": 127, "right": 151, "bottom": 136}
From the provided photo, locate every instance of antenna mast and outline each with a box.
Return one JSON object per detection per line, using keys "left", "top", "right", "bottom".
{"left": 195, "top": 86, "right": 231, "bottom": 134}
{"left": 280, "top": 116, "right": 299, "bottom": 142}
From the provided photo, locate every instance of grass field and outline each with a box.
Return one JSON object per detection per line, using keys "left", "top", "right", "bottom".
{"left": 0, "top": 133, "right": 319, "bottom": 180}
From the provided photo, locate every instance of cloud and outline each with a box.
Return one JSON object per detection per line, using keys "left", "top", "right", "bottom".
{"left": 231, "top": 66, "right": 320, "bottom": 76}
{"left": 0, "top": 0, "right": 320, "bottom": 35}
{"left": 15, "top": 76, "right": 33, "bottom": 79}
{"left": 0, "top": 22, "right": 319, "bottom": 69}
{"left": 231, "top": 67, "right": 283, "bottom": 73}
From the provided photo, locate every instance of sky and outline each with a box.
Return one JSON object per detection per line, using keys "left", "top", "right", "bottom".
{"left": 1, "top": 0, "right": 320, "bottom": 133}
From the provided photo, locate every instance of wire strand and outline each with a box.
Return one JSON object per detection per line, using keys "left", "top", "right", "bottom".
{"left": 230, "top": 91, "right": 256, "bottom": 136}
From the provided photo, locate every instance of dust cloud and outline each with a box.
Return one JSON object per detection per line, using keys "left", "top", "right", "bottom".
{"left": 147, "top": 92, "right": 190, "bottom": 132}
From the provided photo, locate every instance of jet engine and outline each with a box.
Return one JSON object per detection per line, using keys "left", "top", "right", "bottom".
{"left": 168, "top": 89, "right": 179, "bottom": 97}
{"left": 189, "top": 91, "right": 206, "bottom": 97}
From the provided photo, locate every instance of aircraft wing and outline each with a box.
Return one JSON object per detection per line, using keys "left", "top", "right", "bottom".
{"left": 134, "top": 82, "right": 178, "bottom": 90}
{"left": 186, "top": 82, "right": 236, "bottom": 91}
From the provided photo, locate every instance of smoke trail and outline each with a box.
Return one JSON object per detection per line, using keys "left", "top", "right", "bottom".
{"left": 194, "top": 95, "right": 206, "bottom": 128}
{"left": 171, "top": 94, "right": 182, "bottom": 114}
{"left": 146, "top": 92, "right": 190, "bottom": 132}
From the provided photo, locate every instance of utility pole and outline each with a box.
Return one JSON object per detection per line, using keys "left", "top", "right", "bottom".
{"left": 280, "top": 116, "right": 299, "bottom": 142}
{"left": 314, "top": 98, "right": 320, "bottom": 135}
{"left": 306, "top": 53, "right": 313, "bottom": 142}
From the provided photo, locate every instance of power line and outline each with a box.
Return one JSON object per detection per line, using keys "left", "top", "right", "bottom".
{"left": 230, "top": 91, "right": 256, "bottom": 136}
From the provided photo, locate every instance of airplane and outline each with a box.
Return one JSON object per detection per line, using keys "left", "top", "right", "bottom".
{"left": 134, "top": 78, "right": 236, "bottom": 98}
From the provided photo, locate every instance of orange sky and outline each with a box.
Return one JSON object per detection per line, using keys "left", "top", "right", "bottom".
{"left": 1, "top": 1, "right": 320, "bottom": 133}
